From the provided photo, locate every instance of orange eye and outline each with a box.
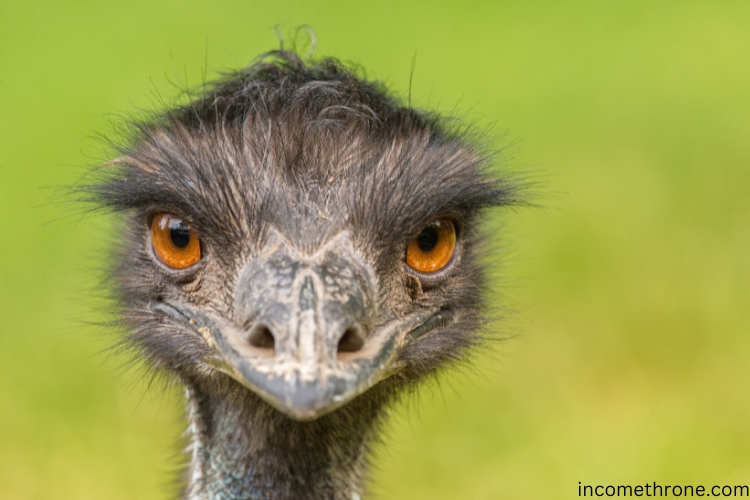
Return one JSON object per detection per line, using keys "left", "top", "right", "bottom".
{"left": 150, "top": 213, "right": 201, "bottom": 269}
{"left": 405, "top": 218, "right": 457, "bottom": 274}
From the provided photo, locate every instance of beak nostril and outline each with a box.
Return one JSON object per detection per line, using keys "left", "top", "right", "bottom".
{"left": 246, "top": 324, "right": 275, "bottom": 351}
{"left": 337, "top": 326, "right": 365, "bottom": 354}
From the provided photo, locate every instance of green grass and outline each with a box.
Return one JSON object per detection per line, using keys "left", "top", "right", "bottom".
{"left": 1, "top": 1, "right": 749, "bottom": 498}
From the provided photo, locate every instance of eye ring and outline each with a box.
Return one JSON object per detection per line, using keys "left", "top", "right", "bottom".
{"left": 405, "top": 218, "right": 458, "bottom": 277}
{"left": 150, "top": 213, "right": 202, "bottom": 270}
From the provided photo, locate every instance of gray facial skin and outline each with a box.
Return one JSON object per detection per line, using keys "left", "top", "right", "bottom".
{"left": 151, "top": 231, "right": 453, "bottom": 420}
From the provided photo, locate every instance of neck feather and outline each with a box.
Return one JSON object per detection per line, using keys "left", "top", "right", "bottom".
{"left": 181, "top": 376, "right": 389, "bottom": 500}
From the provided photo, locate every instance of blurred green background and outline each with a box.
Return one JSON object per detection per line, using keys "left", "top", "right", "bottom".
{"left": 1, "top": 1, "right": 749, "bottom": 498}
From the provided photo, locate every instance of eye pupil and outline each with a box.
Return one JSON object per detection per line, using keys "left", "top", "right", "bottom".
{"left": 417, "top": 226, "right": 439, "bottom": 252}
{"left": 170, "top": 226, "right": 191, "bottom": 248}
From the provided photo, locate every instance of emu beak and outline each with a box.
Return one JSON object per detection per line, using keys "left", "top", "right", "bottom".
{"left": 151, "top": 232, "right": 452, "bottom": 421}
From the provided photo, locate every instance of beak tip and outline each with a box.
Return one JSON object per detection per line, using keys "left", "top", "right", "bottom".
{"left": 283, "top": 408, "right": 324, "bottom": 421}
{"left": 254, "top": 376, "right": 348, "bottom": 421}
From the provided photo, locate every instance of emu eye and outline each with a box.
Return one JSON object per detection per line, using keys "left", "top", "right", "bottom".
{"left": 405, "top": 218, "right": 457, "bottom": 274}
{"left": 150, "top": 213, "right": 201, "bottom": 269}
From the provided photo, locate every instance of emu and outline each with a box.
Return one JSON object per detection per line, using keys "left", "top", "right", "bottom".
{"left": 88, "top": 50, "right": 518, "bottom": 499}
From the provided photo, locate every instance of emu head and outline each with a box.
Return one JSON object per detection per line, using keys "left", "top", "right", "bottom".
{"left": 92, "top": 52, "right": 515, "bottom": 420}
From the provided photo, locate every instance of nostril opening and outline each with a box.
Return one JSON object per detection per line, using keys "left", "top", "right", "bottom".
{"left": 337, "top": 326, "right": 365, "bottom": 354}
{"left": 247, "top": 324, "right": 275, "bottom": 351}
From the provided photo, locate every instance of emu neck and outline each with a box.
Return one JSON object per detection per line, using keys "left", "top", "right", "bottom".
{"left": 183, "top": 378, "right": 386, "bottom": 500}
